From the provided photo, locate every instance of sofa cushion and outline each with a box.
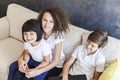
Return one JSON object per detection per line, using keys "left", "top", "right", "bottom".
{"left": 81, "top": 31, "right": 91, "bottom": 45}
{"left": 99, "top": 59, "right": 120, "bottom": 80}
{"left": 0, "top": 17, "right": 9, "bottom": 40}
{"left": 0, "top": 38, "right": 23, "bottom": 80}
{"left": 7, "top": 3, "right": 39, "bottom": 41}
{"left": 63, "top": 24, "right": 88, "bottom": 58}
{"left": 81, "top": 32, "right": 120, "bottom": 68}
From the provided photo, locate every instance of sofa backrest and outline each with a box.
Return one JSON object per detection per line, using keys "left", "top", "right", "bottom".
{"left": 7, "top": 3, "right": 39, "bottom": 41}
{"left": 6, "top": 3, "right": 88, "bottom": 58}
{"left": 6, "top": 4, "right": 120, "bottom": 68}
{"left": 0, "top": 17, "right": 9, "bottom": 40}
{"left": 63, "top": 24, "right": 89, "bottom": 58}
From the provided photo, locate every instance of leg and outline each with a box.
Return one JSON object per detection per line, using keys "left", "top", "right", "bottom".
{"left": 13, "top": 56, "right": 34, "bottom": 80}
{"left": 22, "top": 77, "right": 33, "bottom": 80}
{"left": 33, "top": 72, "right": 48, "bottom": 80}
{"left": 7, "top": 61, "right": 18, "bottom": 80}
{"left": 44, "top": 67, "right": 62, "bottom": 80}
{"left": 13, "top": 71, "right": 25, "bottom": 80}
{"left": 19, "top": 56, "right": 40, "bottom": 80}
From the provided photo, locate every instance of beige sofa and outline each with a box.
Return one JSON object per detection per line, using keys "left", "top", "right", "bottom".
{"left": 0, "top": 3, "right": 120, "bottom": 80}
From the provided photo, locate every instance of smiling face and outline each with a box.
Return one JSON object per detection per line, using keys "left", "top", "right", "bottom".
{"left": 86, "top": 40, "right": 99, "bottom": 55}
{"left": 42, "top": 12, "right": 54, "bottom": 35}
{"left": 23, "top": 31, "right": 37, "bottom": 44}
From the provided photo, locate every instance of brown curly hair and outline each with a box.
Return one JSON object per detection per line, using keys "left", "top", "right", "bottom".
{"left": 38, "top": 6, "right": 70, "bottom": 36}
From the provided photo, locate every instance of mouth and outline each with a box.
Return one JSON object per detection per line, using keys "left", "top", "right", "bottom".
{"left": 26, "top": 39, "right": 33, "bottom": 42}
{"left": 86, "top": 48, "right": 91, "bottom": 53}
{"left": 44, "top": 27, "right": 49, "bottom": 30}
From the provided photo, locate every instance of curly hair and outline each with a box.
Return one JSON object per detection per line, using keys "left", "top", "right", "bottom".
{"left": 38, "top": 6, "right": 70, "bottom": 35}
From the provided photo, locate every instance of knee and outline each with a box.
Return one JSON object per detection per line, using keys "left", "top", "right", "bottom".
{"left": 9, "top": 61, "right": 18, "bottom": 71}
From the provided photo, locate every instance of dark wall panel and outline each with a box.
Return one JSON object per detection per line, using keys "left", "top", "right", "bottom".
{"left": 0, "top": 0, "right": 120, "bottom": 39}
{"left": 0, "top": 0, "right": 44, "bottom": 17}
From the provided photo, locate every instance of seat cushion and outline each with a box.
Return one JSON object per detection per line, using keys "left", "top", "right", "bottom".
{"left": 0, "top": 38, "right": 23, "bottom": 80}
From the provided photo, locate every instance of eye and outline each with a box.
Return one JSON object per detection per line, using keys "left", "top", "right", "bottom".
{"left": 50, "top": 20, "right": 54, "bottom": 23}
{"left": 30, "top": 33, "right": 34, "bottom": 35}
{"left": 23, "top": 32, "right": 27, "bottom": 35}
{"left": 43, "top": 19, "right": 47, "bottom": 21}
{"left": 42, "top": 18, "right": 47, "bottom": 22}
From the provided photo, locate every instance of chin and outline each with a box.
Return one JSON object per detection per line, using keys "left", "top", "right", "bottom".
{"left": 87, "top": 50, "right": 92, "bottom": 53}
{"left": 27, "top": 41, "right": 33, "bottom": 44}
{"left": 44, "top": 30, "right": 49, "bottom": 33}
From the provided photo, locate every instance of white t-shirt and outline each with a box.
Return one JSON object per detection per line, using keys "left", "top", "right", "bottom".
{"left": 69, "top": 45, "right": 105, "bottom": 80}
{"left": 42, "top": 33, "right": 65, "bottom": 68}
{"left": 24, "top": 38, "right": 52, "bottom": 62}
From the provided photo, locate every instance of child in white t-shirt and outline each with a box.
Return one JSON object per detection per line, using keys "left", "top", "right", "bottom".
{"left": 62, "top": 30, "right": 108, "bottom": 80}
{"left": 8, "top": 19, "right": 51, "bottom": 80}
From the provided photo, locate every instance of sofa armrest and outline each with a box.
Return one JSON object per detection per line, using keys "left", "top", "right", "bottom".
{"left": 0, "top": 16, "right": 9, "bottom": 40}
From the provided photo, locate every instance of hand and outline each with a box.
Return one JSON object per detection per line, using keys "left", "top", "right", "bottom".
{"left": 93, "top": 77, "right": 98, "bottom": 80}
{"left": 25, "top": 69, "right": 42, "bottom": 78}
{"left": 25, "top": 68, "right": 33, "bottom": 73}
{"left": 18, "top": 60, "right": 29, "bottom": 73}
{"left": 62, "top": 76, "right": 68, "bottom": 80}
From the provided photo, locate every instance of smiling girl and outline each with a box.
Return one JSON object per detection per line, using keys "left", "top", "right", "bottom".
{"left": 8, "top": 19, "right": 51, "bottom": 80}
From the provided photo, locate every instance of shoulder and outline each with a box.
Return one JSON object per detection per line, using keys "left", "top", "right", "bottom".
{"left": 52, "top": 33, "right": 64, "bottom": 39}
{"left": 24, "top": 42, "right": 31, "bottom": 50}
{"left": 24, "top": 42, "right": 31, "bottom": 47}
{"left": 41, "top": 38, "right": 50, "bottom": 47}
{"left": 97, "top": 49, "right": 105, "bottom": 56}
{"left": 52, "top": 33, "right": 64, "bottom": 44}
{"left": 76, "top": 45, "right": 85, "bottom": 51}
{"left": 72, "top": 45, "right": 85, "bottom": 57}
{"left": 95, "top": 49, "right": 105, "bottom": 60}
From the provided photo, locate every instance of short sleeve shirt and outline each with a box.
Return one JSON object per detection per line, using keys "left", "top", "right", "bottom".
{"left": 69, "top": 45, "right": 105, "bottom": 80}
{"left": 42, "top": 33, "right": 65, "bottom": 68}
{"left": 24, "top": 38, "right": 51, "bottom": 62}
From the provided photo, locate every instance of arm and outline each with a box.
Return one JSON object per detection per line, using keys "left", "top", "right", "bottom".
{"left": 93, "top": 52, "right": 105, "bottom": 80}
{"left": 25, "top": 54, "right": 50, "bottom": 78}
{"left": 40, "top": 42, "right": 62, "bottom": 71}
{"left": 26, "top": 42, "right": 62, "bottom": 78}
{"left": 92, "top": 71, "right": 102, "bottom": 80}
{"left": 62, "top": 57, "right": 76, "bottom": 80}
{"left": 35, "top": 54, "right": 50, "bottom": 69}
{"left": 18, "top": 49, "right": 30, "bottom": 73}
{"left": 35, "top": 42, "right": 51, "bottom": 69}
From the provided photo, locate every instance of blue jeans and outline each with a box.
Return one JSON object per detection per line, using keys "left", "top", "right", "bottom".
{"left": 8, "top": 57, "right": 48, "bottom": 80}
{"left": 13, "top": 70, "right": 47, "bottom": 80}
{"left": 8, "top": 61, "right": 18, "bottom": 80}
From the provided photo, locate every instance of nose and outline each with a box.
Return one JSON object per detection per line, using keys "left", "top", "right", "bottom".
{"left": 26, "top": 35, "right": 31, "bottom": 40}
{"left": 45, "top": 21, "right": 49, "bottom": 27}
{"left": 87, "top": 44, "right": 92, "bottom": 49}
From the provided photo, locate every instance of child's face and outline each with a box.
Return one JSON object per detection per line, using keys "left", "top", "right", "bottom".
{"left": 42, "top": 12, "right": 54, "bottom": 34}
{"left": 86, "top": 40, "right": 99, "bottom": 54}
{"left": 23, "top": 31, "right": 37, "bottom": 44}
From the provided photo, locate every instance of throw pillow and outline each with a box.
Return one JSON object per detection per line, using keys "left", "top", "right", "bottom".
{"left": 99, "top": 59, "right": 120, "bottom": 80}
